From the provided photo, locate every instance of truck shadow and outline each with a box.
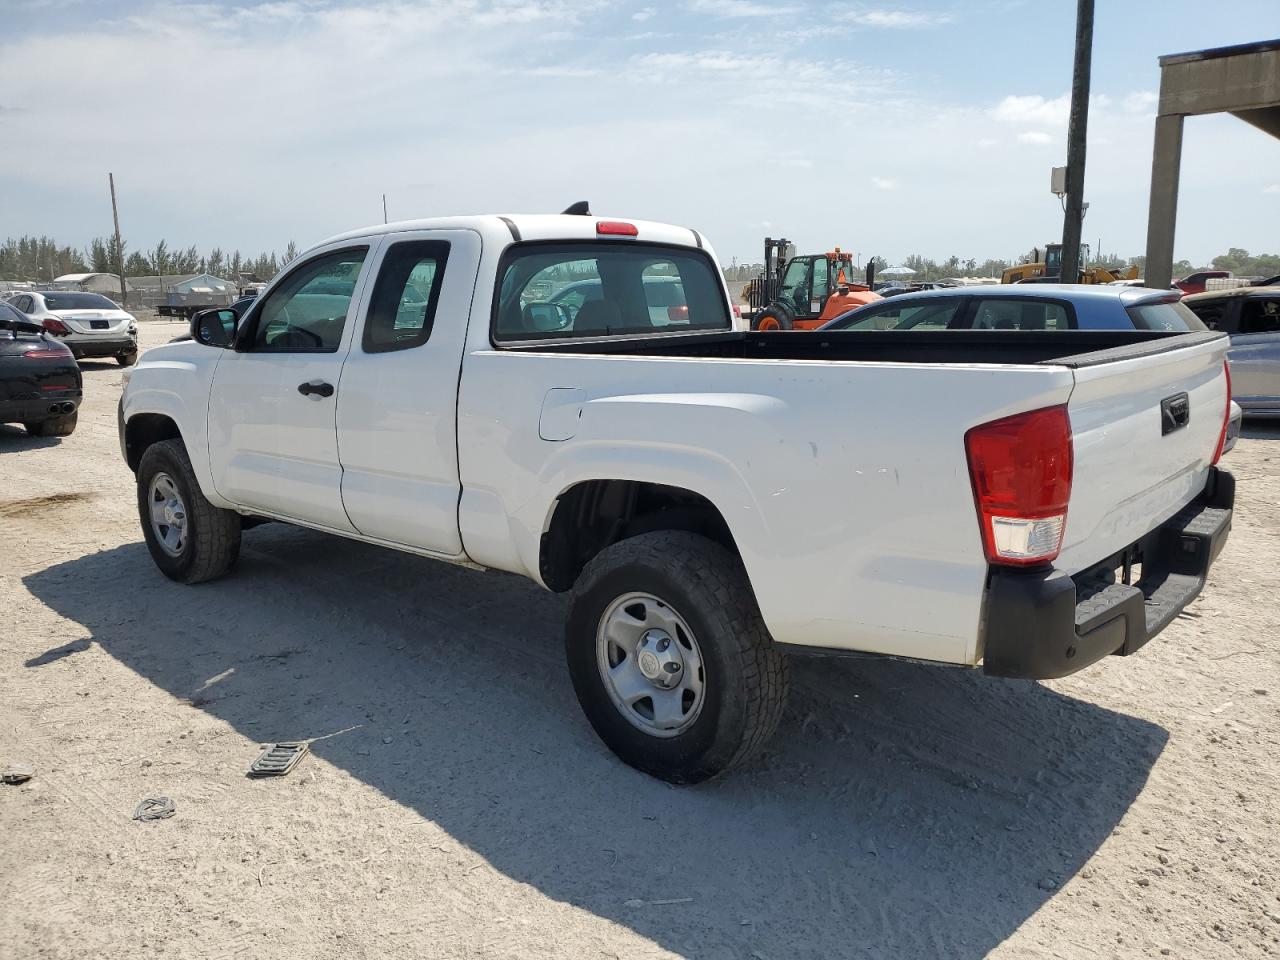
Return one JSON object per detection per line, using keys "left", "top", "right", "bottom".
{"left": 24, "top": 525, "right": 1167, "bottom": 959}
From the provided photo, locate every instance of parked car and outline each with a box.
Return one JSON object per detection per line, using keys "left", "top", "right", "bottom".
{"left": 0, "top": 301, "right": 81, "bottom": 436}
{"left": 6, "top": 290, "right": 138, "bottom": 365}
{"left": 1182, "top": 286, "right": 1280, "bottom": 417}
{"left": 1174, "top": 271, "right": 1230, "bottom": 296}
{"left": 820, "top": 283, "right": 1207, "bottom": 333}
{"left": 120, "top": 212, "right": 1234, "bottom": 784}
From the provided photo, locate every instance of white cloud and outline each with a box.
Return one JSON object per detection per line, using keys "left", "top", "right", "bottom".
{"left": 1017, "top": 131, "right": 1053, "bottom": 145}
{"left": 690, "top": 0, "right": 797, "bottom": 16}
{"left": 851, "top": 9, "right": 955, "bottom": 28}
{"left": 976, "top": 137, "right": 998, "bottom": 148}
{"left": 992, "top": 94, "right": 1070, "bottom": 126}
{"left": 1123, "top": 90, "right": 1158, "bottom": 113}
{"left": 871, "top": 176, "right": 897, "bottom": 190}
{"left": 1265, "top": 185, "right": 1280, "bottom": 194}
{"left": 631, "top": 5, "right": 655, "bottom": 20}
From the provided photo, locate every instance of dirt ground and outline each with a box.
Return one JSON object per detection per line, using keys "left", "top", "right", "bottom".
{"left": 2, "top": 320, "right": 1278, "bottom": 960}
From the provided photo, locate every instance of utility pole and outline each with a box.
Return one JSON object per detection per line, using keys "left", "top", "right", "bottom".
{"left": 109, "top": 173, "right": 127, "bottom": 304}
{"left": 1060, "top": 0, "right": 1094, "bottom": 284}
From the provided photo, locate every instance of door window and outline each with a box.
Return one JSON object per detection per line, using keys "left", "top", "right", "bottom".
{"left": 826, "top": 298, "right": 963, "bottom": 331}
{"left": 249, "top": 248, "right": 368, "bottom": 353}
{"left": 778, "top": 258, "right": 811, "bottom": 310}
{"left": 1238, "top": 299, "right": 1280, "bottom": 335}
{"left": 971, "top": 298, "right": 1071, "bottom": 330}
{"left": 363, "top": 240, "right": 450, "bottom": 353}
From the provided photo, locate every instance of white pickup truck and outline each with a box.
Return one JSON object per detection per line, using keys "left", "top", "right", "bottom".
{"left": 119, "top": 211, "right": 1235, "bottom": 783}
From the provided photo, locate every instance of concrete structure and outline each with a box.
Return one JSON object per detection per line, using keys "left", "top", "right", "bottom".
{"left": 1145, "top": 40, "right": 1280, "bottom": 289}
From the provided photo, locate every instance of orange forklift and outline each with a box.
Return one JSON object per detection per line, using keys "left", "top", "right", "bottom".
{"left": 745, "top": 238, "right": 882, "bottom": 331}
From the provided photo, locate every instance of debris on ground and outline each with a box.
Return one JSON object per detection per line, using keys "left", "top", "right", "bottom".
{"left": 2, "top": 762, "right": 34, "bottom": 784}
{"left": 132, "top": 797, "right": 176, "bottom": 821}
{"left": 248, "top": 742, "right": 309, "bottom": 778}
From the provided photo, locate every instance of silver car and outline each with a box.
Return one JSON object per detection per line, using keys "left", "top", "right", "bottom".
{"left": 5, "top": 290, "right": 138, "bottom": 365}
{"left": 1183, "top": 287, "right": 1280, "bottom": 417}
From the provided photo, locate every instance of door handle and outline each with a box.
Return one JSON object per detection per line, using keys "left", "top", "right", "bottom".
{"left": 298, "top": 381, "right": 335, "bottom": 398}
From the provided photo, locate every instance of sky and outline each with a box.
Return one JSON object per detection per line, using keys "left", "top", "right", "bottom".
{"left": 1, "top": 0, "right": 1277, "bottom": 268}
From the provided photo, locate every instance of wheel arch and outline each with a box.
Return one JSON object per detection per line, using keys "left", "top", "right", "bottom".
{"left": 539, "top": 478, "right": 747, "bottom": 593}
{"left": 123, "top": 412, "right": 182, "bottom": 473}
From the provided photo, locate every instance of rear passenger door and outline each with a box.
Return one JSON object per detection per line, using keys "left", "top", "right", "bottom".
{"left": 336, "top": 229, "right": 482, "bottom": 555}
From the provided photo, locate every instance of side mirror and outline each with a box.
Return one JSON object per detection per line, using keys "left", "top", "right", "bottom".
{"left": 192, "top": 308, "right": 237, "bottom": 347}
{"left": 866, "top": 259, "right": 877, "bottom": 289}
{"left": 523, "top": 301, "right": 572, "bottom": 332}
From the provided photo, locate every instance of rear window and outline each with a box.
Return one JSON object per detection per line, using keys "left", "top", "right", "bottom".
{"left": 42, "top": 292, "right": 118, "bottom": 311}
{"left": 493, "top": 243, "right": 729, "bottom": 342}
{"left": 1126, "top": 299, "right": 1206, "bottom": 332}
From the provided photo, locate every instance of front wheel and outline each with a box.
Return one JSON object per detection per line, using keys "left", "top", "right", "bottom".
{"left": 565, "top": 531, "right": 790, "bottom": 783}
{"left": 751, "top": 305, "right": 794, "bottom": 331}
{"left": 136, "top": 438, "right": 241, "bottom": 584}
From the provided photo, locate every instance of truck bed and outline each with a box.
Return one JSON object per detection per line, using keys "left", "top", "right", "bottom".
{"left": 508, "top": 328, "right": 1225, "bottom": 368}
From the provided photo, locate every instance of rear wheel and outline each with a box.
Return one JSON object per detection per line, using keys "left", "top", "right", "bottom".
{"left": 565, "top": 531, "right": 790, "bottom": 784}
{"left": 117, "top": 349, "right": 138, "bottom": 367}
{"left": 24, "top": 412, "right": 77, "bottom": 437}
{"left": 752, "top": 305, "right": 794, "bottom": 331}
{"left": 137, "top": 439, "right": 240, "bottom": 584}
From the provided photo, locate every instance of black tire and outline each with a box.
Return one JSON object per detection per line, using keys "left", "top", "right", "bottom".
{"left": 24, "top": 412, "right": 77, "bottom": 437}
{"left": 136, "top": 438, "right": 241, "bottom": 584}
{"left": 565, "top": 531, "right": 790, "bottom": 784}
{"left": 117, "top": 349, "right": 138, "bottom": 367}
{"left": 751, "top": 305, "right": 794, "bottom": 331}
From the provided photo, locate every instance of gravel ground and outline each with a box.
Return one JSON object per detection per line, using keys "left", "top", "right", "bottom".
{"left": 1, "top": 320, "right": 1278, "bottom": 960}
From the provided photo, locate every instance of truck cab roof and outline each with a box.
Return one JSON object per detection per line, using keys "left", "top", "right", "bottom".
{"left": 319, "top": 214, "right": 706, "bottom": 251}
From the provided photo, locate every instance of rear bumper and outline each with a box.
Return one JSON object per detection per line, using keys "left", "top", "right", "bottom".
{"left": 981, "top": 467, "right": 1234, "bottom": 680}
{"left": 1, "top": 395, "right": 81, "bottom": 423}
{"left": 68, "top": 336, "right": 136, "bottom": 358}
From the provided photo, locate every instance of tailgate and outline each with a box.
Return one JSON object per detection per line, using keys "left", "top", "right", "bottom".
{"left": 1056, "top": 334, "right": 1229, "bottom": 573}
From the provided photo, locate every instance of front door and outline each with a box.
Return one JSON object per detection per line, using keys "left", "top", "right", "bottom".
{"left": 335, "top": 230, "right": 481, "bottom": 554}
{"left": 207, "top": 243, "right": 375, "bottom": 531}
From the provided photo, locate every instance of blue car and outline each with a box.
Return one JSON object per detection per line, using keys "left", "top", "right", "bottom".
{"left": 820, "top": 284, "right": 1206, "bottom": 333}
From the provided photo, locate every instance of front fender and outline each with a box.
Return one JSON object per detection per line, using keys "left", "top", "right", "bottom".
{"left": 120, "top": 344, "right": 229, "bottom": 508}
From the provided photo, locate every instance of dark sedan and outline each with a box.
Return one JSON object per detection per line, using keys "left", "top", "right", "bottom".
{"left": 0, "top": 301, "right": 82, "bottom": 437}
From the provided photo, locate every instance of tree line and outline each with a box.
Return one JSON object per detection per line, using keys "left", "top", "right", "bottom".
{"left": 5, "top": 234, "right": 1277, "bottom": 287}
{"left": 0, "top": 235, "right": 300, "bottom": 284}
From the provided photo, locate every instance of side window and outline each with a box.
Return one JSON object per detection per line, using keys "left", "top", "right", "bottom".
{"left": 971, "top": 299, "right": 1071, "bottom": 330}
{"left": 778, "top": 258, "right": 811, "bottom": 308}
{"left": 1186, "top": 300, "right": 1226, "bottom": 330}
{"left": 1238, "top": 299, "right": 1280, "bottom": 335}
{"left": 15, "top": 295, "right": 32, "bottom": 313}
{"left": 830, "top": 298, "right": 963, "bottom": 331}
{"left": 363, "top": 240, "right": 450, "bottom": 353}
{"left": 249, "top": 248, "right": 368, "bottom": 353}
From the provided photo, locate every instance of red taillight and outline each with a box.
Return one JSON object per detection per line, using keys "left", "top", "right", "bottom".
{"left": 667, "top": 305, "right": 689, "bottom": 322}
{"left": 731, "top": 304, "right": 742, "bottom": 319}
{"left": 596, "top": 220, "right": 638, "bottom": 237}
{"left": 1211, "top": 360, "right": 1232, "bottom": 465}
{"left": 965, "top": 405, "right": 1074, "bottom": 567}
{"left": 42, "top": 317, "right": 70, "bottom": 335}
{"left": 24, "top": 349, "right": 68, "bottom": 359}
